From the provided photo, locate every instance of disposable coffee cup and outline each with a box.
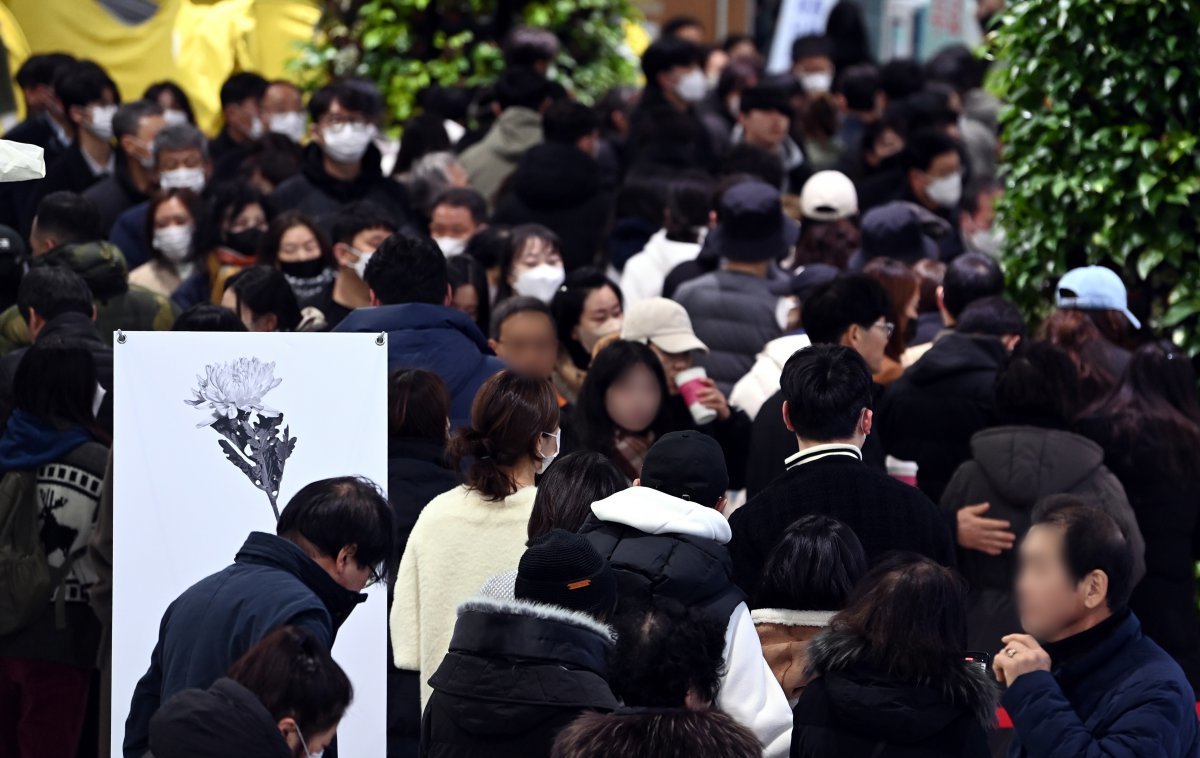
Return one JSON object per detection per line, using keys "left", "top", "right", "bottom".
{"left": 886, "top": 455, "right": 919, "bottom": 487}
{"left": 676, "top": 367, "right": 717, "bottom": 425}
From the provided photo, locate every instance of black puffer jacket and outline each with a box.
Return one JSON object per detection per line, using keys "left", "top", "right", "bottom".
{"left": 149, "top": 677, "right": 291, "bottom": 758}
{"left": 791, "top": 629, "right": 998, "bottom": 758}
{"left": 492, "top": 142, "right": 613, "bottom": 272}
{"left": 422, "top": 595, "right": 619, "bottom": 758}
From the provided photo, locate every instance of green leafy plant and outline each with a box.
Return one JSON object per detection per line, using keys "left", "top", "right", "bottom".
{"left": 988, "top": 0, "right": 1200, "bottom": 348}
{"left": 293, "top": 0, "right": 641, "bottom": 126}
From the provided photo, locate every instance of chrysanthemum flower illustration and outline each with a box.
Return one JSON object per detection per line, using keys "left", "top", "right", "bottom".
{"left": 186, "top": 358, "right": 297, "bottom": 519}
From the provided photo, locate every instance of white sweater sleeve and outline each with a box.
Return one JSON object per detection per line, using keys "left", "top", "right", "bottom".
{"left": 389, "top": 524, "right": 421, "bottom": 671}
{"left": 717, "top": 602, "right": 794, "bottom": 758}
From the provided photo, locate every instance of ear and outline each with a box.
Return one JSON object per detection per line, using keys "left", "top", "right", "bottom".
{"left": 632, "top": 477, "right": 641, "bottom": 486}
{"left": 333, "top": 242, "right": 352, "bottom": 268}
{"left": 936, "top": 285, "right": 945, "bottom": 312}
{"left": 714, "top": 495, "right": 728, "bottom": 514}
{"left": 91, "top": 304, "right": 98, "bottom": 322}
{"left": 487, "top": 337, "right": 499, "bottom": 352}
{"left": 276, "top": 716, "right": 298, "bottom": 745}
{"left": 443, "top": 283, "right": 453, "bottom": 308}
{"left": 68, "top": 105, "right": 85, "bottom": 127}
{"left": 1002, "top": 334, "right": 1022, "bottom": 352}
{"left": 780, "top": 400, "right": 795, "bottom": 433}
{"left": 571, "top": 324, "right": 580, "bottom": 343}
{"left": 908, "top": 168, "right": 923, "bottom": 187}
{"left": 861, "top": 407, "right": 874, "bottom": 437}
{"left": 842, "top": 324, "right": 860, "bottom": 348}
{"left": 336, "top": 544, "right": 358, "bottom": 571}
{"left": 119, "top": 134, "right": 136, "bottom": 155}
{"left": 369, "top": 289, "right": 382, "bottom": 307}
{"left": 1082, "top": 569, "right": 1109, "bottom": 610}
{"left": 260, "top": 313, "right": 279, "bottom": 333}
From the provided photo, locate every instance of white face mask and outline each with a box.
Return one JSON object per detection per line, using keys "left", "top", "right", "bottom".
{"left": 131, "top": 140, "right": 156, "bottom": 170}
{"left": 248, "top": 116, "right": 264, "bottom": 140}
{"left": 322, "top": 123, "right": 376, "bottom": 164}
{"left": 349, "top": 247, "right": 373, "bottom": 280}
{"left": 269, "top": 111, "right": 308, "bottom": 143}
{"left": 674, "top": 69, "right": 708, "bottom": 104}
{"left": 513, "top": 263, "right": 565, "bottom": 303}
{"left": 926, "top": 171, "right": 963, "bottom": 209}
{"left": 968, "top": 226, "right": 1005, "bottom": 256}
{"left": 799, "top": 71, "right": 833, "bottom": 94}
{"left": 153, "top": 224, "right": 193, "bottom": 262}
{"left": 434, "top": 236, "right": 468, "bottom": 258}
{"left": 537, "top": 429, "right": 561, "bottom": 475}
{"left": 162, "top": 108, "right": 189, "bottom": 127}
{"left": 85, "top": 104, "right": 117, "bottom": 141}
{"left": 580, "top": 317, "right": 622, "bottom": 355}
{"left": 296, "top": 725, "right": 323, "bottom": 758}
{"left": 159, "top": 166, "right": 206, "bottom": 193}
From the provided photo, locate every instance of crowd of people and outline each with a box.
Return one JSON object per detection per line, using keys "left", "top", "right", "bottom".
{"left": 0, "top": 3, "right": 1197, "bottom": 758}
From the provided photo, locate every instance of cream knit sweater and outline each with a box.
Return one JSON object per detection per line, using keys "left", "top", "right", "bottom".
{"left": 390, "top": 483, "right": 537, "bottom": 708}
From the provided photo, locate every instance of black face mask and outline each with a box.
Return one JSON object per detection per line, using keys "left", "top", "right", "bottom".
{"left": 225, "top": 227, "right": 264, "bottom": 257}
{"left": 905, "top": 317, "right": 919, "bottom": 345}
{"left": 279, "top": 258, "right": 328, "bottom": 279}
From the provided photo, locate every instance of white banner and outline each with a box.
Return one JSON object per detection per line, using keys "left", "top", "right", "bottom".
{"left": 112, "top": 331, "right": 389, "bottom": 757}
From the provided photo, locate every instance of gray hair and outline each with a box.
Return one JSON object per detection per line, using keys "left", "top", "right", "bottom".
{"left": 113, "top": 99, "right": 164, "bottom": 140}
{"left": 153, "top": 123, "right": 209, "bottom": 163}
{"left": 407, "top": 151, "right": 465, "bottom": 213}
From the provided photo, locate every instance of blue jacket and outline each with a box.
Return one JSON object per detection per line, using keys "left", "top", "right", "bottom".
{"left": 109, "top": 201, "right": 151, "bottom": 271}
{"left": 1005, "top": 612, "right": 1200, "bottom": 758}
{"left": 334, "top": 303, "right": 505, "bottom": 428}
{"left": 122, "top": 532, "right": 366, "bottom": 758}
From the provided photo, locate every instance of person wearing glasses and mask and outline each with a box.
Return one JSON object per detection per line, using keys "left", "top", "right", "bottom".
{"left": 123, "top": 477, "right": 393, "bottom": 758}
{"left": 270, "top": 80, "right": 412, "bottom": 234}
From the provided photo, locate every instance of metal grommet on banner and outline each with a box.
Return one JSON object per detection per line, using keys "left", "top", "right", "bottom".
{"left": 375, "top": 332, "right": 386, "bottom": 346}
{"left": 116, "top": 330, "right": 127, "bottom": 344}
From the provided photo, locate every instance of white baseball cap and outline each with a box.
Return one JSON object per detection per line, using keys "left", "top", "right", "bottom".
{"left": 621, "top": 298, "right": 709, "bottom": 355}
{"left": 800, "top": 170, "right": 858, "bottom": 221}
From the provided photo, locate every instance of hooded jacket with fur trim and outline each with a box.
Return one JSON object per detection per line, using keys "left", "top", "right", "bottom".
{"left": 422, "top": 594, "right": 619, "bottom": 758}
{"left": 791, "top": 627, "right": 998, "bottom": 757}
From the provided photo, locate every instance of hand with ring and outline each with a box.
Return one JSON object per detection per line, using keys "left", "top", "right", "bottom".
{"left": 993, "top": 633, "right": 1052, "bottom": 686}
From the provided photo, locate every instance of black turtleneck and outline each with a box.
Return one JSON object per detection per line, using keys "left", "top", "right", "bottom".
{"left": 1043, "top": 607, "right": 1131, "bottom": 669}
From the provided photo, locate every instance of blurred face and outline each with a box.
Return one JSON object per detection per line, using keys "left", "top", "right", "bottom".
{"left": 605, "top": 362, "right": 662, "bottom": 433}
{"left": 227, "top": 203, "right": 268, "bottom": 235}
{"left": 277, "top": 224, "right": 322, "bottom": 263}
{"left": 912, "top": 150, "right": 963, "bottom": 206}
{"left": 1016, "top": 524, "right": 1092, "bottom": 641}
{"left": 451, "top": 282, "right": 479, "bottom": 322}
{"left": 573, "top": 286, "right": 623, "bottom": 356}
{"left": 153, "top": 197, "right": 192, "bottom": 230}
{"left": 868, "top": 128, "right": 905, "bottom": 166}
{"left": 122, "top": 114, "right": 166, "bottom": 170}
{"left": 648, "top": 341, "right": 693, "bottom": 394}
{"left": 312, "top": 98, "right": 371, "bottom": 142}
{"left": 334, "top": 226, "right": 392, "bottom": 272}
{"left": 962, "top": 188, "right": 1002, "bottom": 235}
{"left": 260, "top": 82, "right": 303, "bottom": 119}
{"left": 225, "top": 97, "right": 261, "bottom": 142}
{"left": 429, "top": 204, "right": 480, "bottom": 240}
{"left": 740, "top": 108, "right": 790, "bottom": 149}
{"left": 157, "top": 147, "right": 206, "bottom": 173}
{"left": 508, "top": 236, "right": 563, "bottom": 283}
{"left": 844, "top": 316, "right": 891, "bottom": 374}
{"left": 489, "top": 311, "right": 559, "bottom": 380}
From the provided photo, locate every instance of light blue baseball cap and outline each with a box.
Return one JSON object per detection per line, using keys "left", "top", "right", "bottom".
{"left": 1055, "top": 266, "right": 1141, "bottom": 329}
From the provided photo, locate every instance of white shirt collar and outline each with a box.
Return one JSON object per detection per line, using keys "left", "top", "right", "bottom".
{"left": 80, "top": 146, "right": 114, "bottom": 178}
{"left": 784, "top": 443, "right": 863, "bottom": 470}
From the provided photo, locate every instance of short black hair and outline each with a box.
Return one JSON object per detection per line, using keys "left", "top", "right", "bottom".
{"left": 17, "top": 264, "right": 92, "bottom": 324}
{"left": 329, "top": 200, "right": 397, "bottom": 246}
{"left": 16, "top": 53, "right": 75, "bottom": 89}
{"left": 791, "top": 35, "right": 833, "bottom": 64}
{"left": 34, "top": 192, "right": 103, "bottom": 246}
{"left": 503, "top": 26, "right": 560, "bottom": 66}
{"left": 1032, "top": 495, "right": 1134, "bottom": 612}
{"left": 224, "top": 266, "right": 302, "bottom": 332}
{"left": 490, "top": 295, "right": 553, "bottom": 340}
{"left": 879, "top": 58, "right": 925, "bottom": 101}
{"left": 781, "top": 345, "right": 875, "bottom": 441}
{"left": 54, "top": 60, "right": 117, "bottom": 112}
{"left": 113, "top": 100, "right": 163, "bottom": 141}
{"left": 277, "top": 476, "right": 394, "bottom": 580}
{"left": 308, "top": 79, "right": 383, "bottom": 122}
{"left": 962, "top": 176, "right": 1002, "bottom": 216}
{"left": 661, "top": 15, "right": 704, "bottom": 39}
{"left": 718, "top": 144, "right": 784, "bottom": 190}
{"left": 143, "top": 80, "right": 196, "bottom": 123}
{"left": 364, "top": 234, "right": 447, "bottom": 306}
{"left": 494, "top": 66, "right": 551, "bottom": 111}
{"left": 802, "top": 274, "right": 892, "bottom": 345}
{"left": 219, "top": 71, "right": 268, "bottom": 108}
{"left": 925, "top": 43, "right": 986, "bottom": 95}
{"left": 904, "top": 129, "right": 960, "bottom": 173}
{"left": 641, "top": 37, "right": 703, "bottom": 83}
{"left": 542, "top": 100, "right": 599, "bottom": 144}
{"left": 955, "top": 296, "right": 1026, "bottom": 337}
{"left": 994, "top": 341, "right": 1080, "bottom": 427}
{"left": 715, "top": 59, "right": 759, "bottom": 100}
{"left": 835, "top": 64, "right": 880, "bottom": 112}
{"left": 942, "top": 251, "right": 1004, "bottom": 318}
{"left": 172, "top": 304, "right": 248, "bottom": 332}
{"left": 754, "top": 514, "right": 867, "bottom": 610}
{"left": 550, "top": 267, "right": 623, "bottom": 370}
{"left": 431, "top": 187, "right": 487, "bottom": 225}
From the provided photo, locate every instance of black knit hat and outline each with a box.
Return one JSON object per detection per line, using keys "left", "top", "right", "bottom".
{"left": 515, "top": 529, "right": 617, "bottom": 617}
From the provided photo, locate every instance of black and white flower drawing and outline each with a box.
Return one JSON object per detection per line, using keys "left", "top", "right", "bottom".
{"left": 185, "top": 357, "right": 297, "bottom": 519}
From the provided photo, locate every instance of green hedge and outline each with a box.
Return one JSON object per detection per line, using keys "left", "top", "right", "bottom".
{"left": 293, "top": 0, "right": 642, "bottom": 125}
{"left": 988, "top": 0, "right": 1200, "bottom": 346}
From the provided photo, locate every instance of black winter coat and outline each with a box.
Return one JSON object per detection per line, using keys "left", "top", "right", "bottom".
{"left": 492, "top": 142, "right": 613, "bottom": 272}
{"left": 271, "top": 144, "right": 412, "bottom": 234}
{"left": 123, "top": 532, "right": 366, "bottom": 758}
{"left": 148, "top": 677, "right": 291, "bottom": 758}
{"left": 791, "top": 629, "right": 997, "bottom": 758}
{"left": 730, "top": 452, "right": 955, "bottom": 597}
{"left": 939, "top": 426, "right": 1146, "bottom": 654}
{"left": 877, "top": 333, "right": 1007, "bottom": 503}
{"left": 1077, "top": 415, "right": 1200, "bottom": 691}
{"left": 422, "top": 596, "right": 619, "bottom": 757}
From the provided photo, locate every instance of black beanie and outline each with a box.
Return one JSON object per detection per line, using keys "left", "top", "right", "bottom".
{"left": 515, "top": 529, "right": 617, "bottom": 618}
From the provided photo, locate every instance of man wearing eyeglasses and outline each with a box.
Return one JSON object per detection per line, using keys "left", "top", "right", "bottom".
{"left": 122, "top": 476, "right": 393, "bottom": 758}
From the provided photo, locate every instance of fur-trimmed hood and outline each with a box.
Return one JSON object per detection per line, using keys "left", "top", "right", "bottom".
{"left": 455, "top": 594, "right": 616, "bottom": 643}
{"left": 804, "top": 627, "right": 999, "bottom": 733}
